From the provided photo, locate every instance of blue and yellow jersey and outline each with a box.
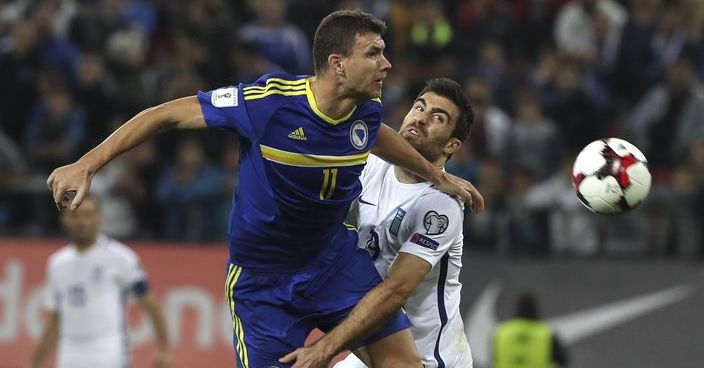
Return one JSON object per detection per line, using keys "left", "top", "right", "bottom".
{"left": 197, "top": 73, "right": 382, "bottom": 272}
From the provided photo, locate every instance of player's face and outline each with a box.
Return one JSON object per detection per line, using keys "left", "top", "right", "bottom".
{"left": 61, "top": 199, "right": 101, "bottom": 244}
{"left": 341, "top": 32, "right": 391, "bottom": 99}
{"left": 399, "top": 92, "right": 461, "bottom": 163}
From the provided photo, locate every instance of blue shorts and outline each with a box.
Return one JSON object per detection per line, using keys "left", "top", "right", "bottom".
{"left": 224, "top": 230, "right": 411, "bottom": 368}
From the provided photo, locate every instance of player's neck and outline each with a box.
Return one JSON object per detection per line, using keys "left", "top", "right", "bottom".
{"left": 310, "top": 76, "right": 357, "bottom": 120}
{"left": 395, "top": 156, "right": 446, "bottom": 184}
{"left": 74, "top": 236, "right": 98, "bottom": 252}
{"left": 393, "top": 165, "right": 436, "bottom": 184}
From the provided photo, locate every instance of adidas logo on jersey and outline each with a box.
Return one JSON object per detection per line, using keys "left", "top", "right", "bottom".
{"left": 288, "top": 127, "right": 307, "bottom": 141}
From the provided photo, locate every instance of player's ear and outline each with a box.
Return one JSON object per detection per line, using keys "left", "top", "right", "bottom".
{"left": 328, "top": 54, "right": 345, "bottom": 76}
{"left": 444, "top": 138, "right": 461, "bottom": 156}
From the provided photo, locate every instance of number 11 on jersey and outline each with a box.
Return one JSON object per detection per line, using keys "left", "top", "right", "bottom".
{"left": 320, "top": 168, "right": 338, "bottom": 200}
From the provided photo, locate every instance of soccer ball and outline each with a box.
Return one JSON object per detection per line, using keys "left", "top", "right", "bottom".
{"left": 572, "top": 138, "right": 652, "bottom": 214}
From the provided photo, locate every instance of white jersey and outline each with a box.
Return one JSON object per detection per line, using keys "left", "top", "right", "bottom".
{"left": 45, "top": 235, "right": 147, "bottom": 368}
{"left": 345, "top": 155, "right": 472, "bottom": 367}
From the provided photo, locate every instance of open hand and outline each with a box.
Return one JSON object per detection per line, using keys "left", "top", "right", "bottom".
{"left": 434, "top": 172, "right": 485, "bottom": 215}
{"left": 279, "top": 343, "right": 335, "bottom": 368}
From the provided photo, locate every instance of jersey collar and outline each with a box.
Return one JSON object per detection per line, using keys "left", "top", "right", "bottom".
{"left": 305, "top": 78, "right": 356, "bottom": 125}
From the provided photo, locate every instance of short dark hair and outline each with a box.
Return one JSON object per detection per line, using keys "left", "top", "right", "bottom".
{"left": 417, "top": 78, "right": 474, "bottom": 143}
{"left": 313, "top": 10, "right": 387, "bottom": 73}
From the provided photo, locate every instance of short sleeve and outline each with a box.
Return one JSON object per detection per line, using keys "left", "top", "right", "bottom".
{"left": 197, "top": 85, "right": 255, "bottom": 139}
{"left": 44, "top": 263, "right": 59, "bottom": 311}
{"left": 114, "top": 245, "right": 149, "bottom": 297}
{"left": 398, "top": 193, "right": 463, "bottom": 268}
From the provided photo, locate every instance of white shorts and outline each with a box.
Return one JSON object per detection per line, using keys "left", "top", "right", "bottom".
{"left": 57, "top": 337, "right": 128, "bottom": 368}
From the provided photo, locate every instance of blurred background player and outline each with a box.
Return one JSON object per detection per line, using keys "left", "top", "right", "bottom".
{"left": 46, "top": 9, "right": 483, "bottom": 368}
{"left": 493, "top": 291, "right": 569, "bottom": 368}
{"left": 29, "top": 195, "right": 170, "bottom": 368}
{"left": 336, "top": 78, "right": 474, "bottom": 367}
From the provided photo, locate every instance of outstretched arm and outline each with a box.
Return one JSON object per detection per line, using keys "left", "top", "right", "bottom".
{"left": 47, "top": 96, "right": 207, "bottom": 211}
{"left": 372, "top": 124, "right": 484, "bottom": 214}
{"left": 279, "top": 253, "right": 430, "bottom": 368}
{"left": 29, "top": 311, "right": 59, "bottom": 368}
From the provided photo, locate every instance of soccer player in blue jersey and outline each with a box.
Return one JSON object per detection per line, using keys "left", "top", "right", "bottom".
{"left": 48, "top": 10, "right": 484, "bottom": 368}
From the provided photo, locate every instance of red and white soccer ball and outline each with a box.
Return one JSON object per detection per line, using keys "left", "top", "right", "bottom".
{"left": 572, "top": 138, "right": 652, "bottom": 214}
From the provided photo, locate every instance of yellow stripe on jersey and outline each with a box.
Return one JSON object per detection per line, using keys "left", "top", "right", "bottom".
{"left": 305, "top": 78, "right": 356, "bottom": 125}
{"left": 243, "top": 78, "right": 306, "bottom": 91}
{"left": 226, "top": 265, "right": 249, "bottom": 368}
{"left": 243, "top": 77, "right": 305, "bottom": 91}
{"left": 243, "top": 85, "right": 305, "bottom": 95}
{"left": 371, "top": 97, "right": 382, "bottom": 104}
{"left": 244, "top": 89, "right": 307, "bottom": 100}
{"left": 260, "top": 144, "right": 369, "bottom": 167}
{"left": 344, "top": 222, "right": 358, "bottom": 231}
{"left": 243, "top": 82, "right": 305, "bottom": 93}
{"left": 243, "top": 77, "right": 307, "bottom": 100}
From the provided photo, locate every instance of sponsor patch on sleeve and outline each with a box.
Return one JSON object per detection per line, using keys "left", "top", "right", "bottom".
{"left": 211, "top": 87, "right": 238, "bottom": 107}
{"left": 410, "top": 232, "right": 439, "bottom": 250}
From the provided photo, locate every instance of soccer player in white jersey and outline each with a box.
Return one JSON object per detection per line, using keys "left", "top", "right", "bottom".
{"left": 337, "top": 78, "right": 474, "bottom": 368}
{"left": 30, "top": 196, "right": 170, "bottom": 368}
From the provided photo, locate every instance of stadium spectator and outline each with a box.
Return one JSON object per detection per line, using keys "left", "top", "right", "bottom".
{"left": 239, "top": 0, "right": 312, "bottom": 74}
{"left": 446, "top": 142, "right": 479, "bottom": 182}
{"left": 454, "top": 0, "right": 516, "bottom": 59}
{"left": 464, "top": 76, "right": 511, "bottom": 162}
{"left": 611, "top": 0, "right": 662, "bottom": 104}
{"left": 407, "top": 1, "right": 453, "bottom": 64}
{"left": 474, "top": 39, "right": 515, "bottom": 112}
{"left": 29, "top": 1, "right": 81, "bottom": 75}
{"left": 212, "top": 139, "right": 240, "bottom": 239}
{"left": 648, "top": 4, "right": 700, "bottom": 82}
{"left": 542, "top": 58, "right": 604, "bottom": 153}
{"left": 0, "top": 127, "right": 25, "bottom": 231}
{"left": 75, "top": 52, "right": 118, "bottom": 148}
{"left": 510, "top": 0, "right": 561, "bottom": 61}
{"left": 554, "top": 0, "right": 626, "bottom": 66}
{"left": 463, "top": 157, "right": 509, "bottom": 252}
{"left": 524, "top": 155, "right": 600, "bottom": 257}
{"left": 104, "top": 26, "right": 157, "bottom": 113}
{"left": 0, "top": 18, "right": 42, "bottom": 144}
{"left": 505, "top": 89, "right": 561, "bottom": 180}
{"left": 24, "top": 72, "right": 85, "bottom": 174}
{"left": 228, "top": 39, "right": 285, "bottom": 83}
{"left": 503, "top": 166, "right": 550, "bottom": 256}
{"left": 68, "top": 0, "right": 138, "bottom": 53}
{"left": 155, "top": 137, "right": 222, "bottom": 241}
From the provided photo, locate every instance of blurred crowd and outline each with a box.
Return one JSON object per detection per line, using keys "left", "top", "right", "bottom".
{"left": 1, "top": 0, "right": 703, "bottom": 259}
